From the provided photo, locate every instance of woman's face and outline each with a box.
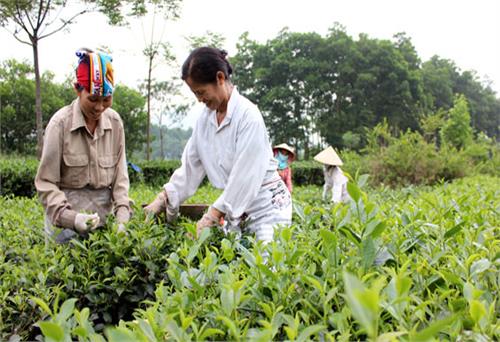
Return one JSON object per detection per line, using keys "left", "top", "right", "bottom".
{"left": 185, "top": 72, "right": 226, "bottom": 111}
{"left": 78, "top": 89, "right": 113, "bottom": 121}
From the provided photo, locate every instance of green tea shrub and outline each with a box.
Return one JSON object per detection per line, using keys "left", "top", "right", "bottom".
{"left": 28, "top": 175, "right": 500, "bottom": 341}
{"left": 45, "top": 215, "right": 182, "bottom": 330}
{"left": 291, "top": 161, "right": 324, "bottom": 186}
{"left": 0, "top": 157, "right": 38, "bottom": 197}
{"left": 135, "top": 159, "right": 181, "bottom": 186}
{"left": 0, "top": 196, "right": 186, "bottom": 340}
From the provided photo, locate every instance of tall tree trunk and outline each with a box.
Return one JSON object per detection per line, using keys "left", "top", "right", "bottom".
{"left": 146, "top": 54, "right": 153, "bottom": 160}
{"left": 33, "top": 39, "right": 43, "bottom": 159}
{"left": 160, "top": 127, "right": 164, "bottom": 159}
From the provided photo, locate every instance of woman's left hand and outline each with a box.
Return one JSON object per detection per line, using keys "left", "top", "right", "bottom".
{"left": 195, "top": 207, "right": 224, "bottom": 238}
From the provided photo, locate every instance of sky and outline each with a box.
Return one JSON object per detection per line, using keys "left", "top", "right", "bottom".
{"left": 1, "top": 0, "right": 499, "bottom": 128}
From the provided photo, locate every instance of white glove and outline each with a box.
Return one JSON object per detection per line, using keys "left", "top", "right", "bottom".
{"left": 144, "top": 190, "right": 168, "bottom": 216}
{"left": 117, "top": 223, "right": 127, "bottom": 235}
{"left": 74, "top": 213, "right": 100, "bottom": 234}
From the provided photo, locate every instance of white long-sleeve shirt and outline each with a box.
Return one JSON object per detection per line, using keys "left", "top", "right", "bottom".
{"left": 163, "top": 87, "right": 280, "bottom": 220}
{"left": 323, "top": 165, "right": 349, "bottom": 203}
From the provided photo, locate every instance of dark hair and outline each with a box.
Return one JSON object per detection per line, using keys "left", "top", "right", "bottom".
{"left": 181, "top": 47, "right": 233, "bottom": 84}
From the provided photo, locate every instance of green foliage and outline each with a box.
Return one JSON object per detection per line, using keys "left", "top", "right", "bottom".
{"left": 129, "top": 159, "right": 182, "bottom": 186}
{"left": 233, "top": 29, "right": 500, "bottom": 154}
{"left": 341, "top": 131, "right": 362, "bottom": 150}
{"left": 420, "top": 108, "right": 446, "bottom": 144}
{"left": 0, "top": 59, "right": 74, "bottom": 154}
{"left": 290, "top": 161, "right": 324, "bottom": 186}
{"left": 0, "top": 157, "right": 38, "bottom": 196}
{"left": 93, "top": 0, "right": 182, "bottom": 25}
{"left": 0, "top": 194, "right": 186, "bottom": 339}
{"left": 147, "top": 125, "right": 192, "bottom": 160}
{"left": 112, "top": 85, "right": 148, "bottom": 158}
{"left": 1, "top": 176, "right": 499, "bottom": 340}
{"left": 0, "top": 60, "right": 150, "bottom": 157}
{"left": 441, "top": 94, "right": 473, "bottom": 149}
{"left": 367, "top": 129, "right": 471, "bottom": 186}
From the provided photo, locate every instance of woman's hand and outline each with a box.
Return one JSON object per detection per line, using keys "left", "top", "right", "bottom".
{"left": 195, "top": 207, "right": 224, "bottom": 238}
{"left": 74, "top": 212, "right": 100, "bottom": 234}
{"left": 143, "top": 190, "right": 168, "bottom": 217}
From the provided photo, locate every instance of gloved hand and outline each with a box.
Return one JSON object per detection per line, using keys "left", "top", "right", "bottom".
{"left": 196, "top": 207, "right": 223, "bottom": 238}
{"left": 117, "top": 223, "right": 127, "bottom": 235}
{"left": 143, "top": 190, "right": 168, "bottom": 217}
{"left": 74, "top": 213, "right": 100, "bottom": 234}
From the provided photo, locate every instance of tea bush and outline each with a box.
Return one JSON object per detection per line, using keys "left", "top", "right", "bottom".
{"left": 2, "top": 145, "right": 498, "bottom": 197}
{"left": 1, "top": 176, "right": 498, "bottom": 340}
{"left": 0, "top": 157, "right": 38, "bottom": 197}
{"left": 0, "top": 158, "right": 324, "bottom": 197}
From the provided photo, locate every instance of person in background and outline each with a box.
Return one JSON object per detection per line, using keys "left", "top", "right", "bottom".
{"left": 144, "top": 47, "right": 291, "bottom": 244}
{"left": 314, "top": 146, "right": 350, "bottom": 203}
{"left": 35, "top": 48, "right": 131, "bottom": 243}
{"left": 272, "top": 143, "right": 295, "bottom": 194}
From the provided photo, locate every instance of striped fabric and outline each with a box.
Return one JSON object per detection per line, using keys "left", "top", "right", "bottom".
{"left": 75, "top": 50, "right": 114, "bottom": 96}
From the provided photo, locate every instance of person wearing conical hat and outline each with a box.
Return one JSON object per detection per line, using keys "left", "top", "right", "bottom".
{"left": 313, "top": 146, "right": 350, "bottom": 203}
{"left": 273, "top": 143, "right": 296, "bottom": 194}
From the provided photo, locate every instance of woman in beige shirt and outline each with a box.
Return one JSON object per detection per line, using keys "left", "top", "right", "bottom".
{"left": 35, "top": 49, "right": 131, "bottom": 243}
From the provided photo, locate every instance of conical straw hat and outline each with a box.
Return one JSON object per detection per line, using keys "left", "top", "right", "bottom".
{"left": 313, "top": 146, "right": 343, "bottom": 166}
{"left": 273, "top": 143, "right": 296, "bottom": 160}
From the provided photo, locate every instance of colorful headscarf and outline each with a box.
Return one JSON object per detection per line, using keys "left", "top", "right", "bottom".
{"left": 75, "top": 50, "right": 114, "bottom": 96}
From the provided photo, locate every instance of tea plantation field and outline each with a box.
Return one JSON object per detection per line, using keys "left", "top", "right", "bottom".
{"left": 0, "top": 176, "right": 498, "bottom": 341}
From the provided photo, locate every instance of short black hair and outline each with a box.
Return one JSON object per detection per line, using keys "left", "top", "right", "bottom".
{"left": 181, "top": 47, "right": 233, "bottom": 84}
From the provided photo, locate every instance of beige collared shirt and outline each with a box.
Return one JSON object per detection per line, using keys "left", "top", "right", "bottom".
{"left": 35, "top": 98, "right": 130, "bottom": 228}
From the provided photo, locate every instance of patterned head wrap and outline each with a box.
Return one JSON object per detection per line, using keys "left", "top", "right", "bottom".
{"left": 75, "top": 50, "right": 114, "bottom": 96}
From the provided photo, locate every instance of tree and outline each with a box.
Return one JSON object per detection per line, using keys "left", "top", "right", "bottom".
{"left": 111, "top": 85, "right": 148, "bottom": 158}
{"left": 421, "top": 56, "right": 459, "bottom": 110}
{"left": 233, "top": 29, "right": 326, "bottom": 158}
{"left": 454, "top": 70, "right": 500, "bottom": 139}
{"left": 314, "top": 23, "right": 359, "bottom": 148}
{"left": 420, "top": 108, "right": 446, "bottom": 145}
{"left": 441, "top": 94, "right": 473, "bottom": 149}
{"left": 149, "top": 124, "right": 192, "bottom": 159}
{"left": 421, "top": 56, "right": 500, "bottom": 139}
{"left": 141, "top": 79, "right": 188, "bottom": 159}
{"left": 0, "top": 0, "right": 182, "bottom": 157}
{"left": 233, "top": 27, "right": 428, "bottom": 153}
{"left": 0, "top": 1, "right": 86, "bottom": 157}
{"left": 185, "top": 30, "right": 226, "bottom": 50}
{"left": 0, "top": 59, "right": 73, "bottom": 154}
{"left": 348, "top": 34, "right": 426, "bottom": 133}
{"left": 139, "top": 2, "right": 182, "bottom": 160}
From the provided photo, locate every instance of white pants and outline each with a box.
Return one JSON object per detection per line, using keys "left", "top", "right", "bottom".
{"left": 224, "top": 179, "right": 292, "bottom": 244}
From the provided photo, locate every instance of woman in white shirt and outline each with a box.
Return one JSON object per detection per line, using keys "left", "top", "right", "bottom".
{"left": 313, "top": 146, "right": 350, "bottom": 203}
{"left": 144, "top": 47, "right": 292, "bottom": 244}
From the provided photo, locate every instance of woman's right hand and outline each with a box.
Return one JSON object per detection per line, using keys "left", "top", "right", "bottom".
{"left": 143, "top": 190, "right": 168, "bottom": 216}
{"left": 74, "top": 212, "right": 100, "bottom": 234}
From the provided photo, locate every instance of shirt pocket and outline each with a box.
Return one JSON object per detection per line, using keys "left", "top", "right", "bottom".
{"left": 62, "top": 153, "right": 89, "bottom": 187}
{"left": 98, "top": 155, "right": 118, "bottom": 185}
